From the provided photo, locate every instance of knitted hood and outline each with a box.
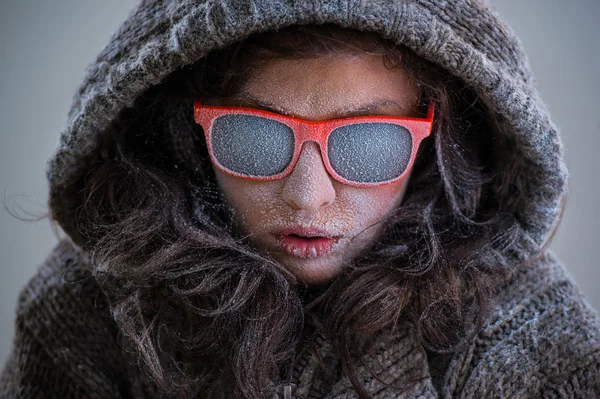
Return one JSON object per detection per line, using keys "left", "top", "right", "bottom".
{"left": 46, "top": 0, "right": 567, "bottom": 267}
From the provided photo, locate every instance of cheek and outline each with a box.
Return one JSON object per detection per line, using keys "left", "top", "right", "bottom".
{"left": 214, "top": 171, "right": 284, "bottom": 228}
{"left": 338, "top": 179, "right": 408, "bottom": 232}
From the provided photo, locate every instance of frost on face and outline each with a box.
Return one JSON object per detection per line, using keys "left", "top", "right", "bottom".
{"left": 210, "top": 53, "right": 419, "bottom": 284}
{"left": 212, "top": 114, "right": 295, "bottom": 176}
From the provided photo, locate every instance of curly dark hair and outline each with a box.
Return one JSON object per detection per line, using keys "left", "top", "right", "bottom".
{"left": 49, "top": 24, "right": 532, "bottom": 398}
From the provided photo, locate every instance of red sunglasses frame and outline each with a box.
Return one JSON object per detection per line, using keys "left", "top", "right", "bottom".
{"left": 193, "top": 100, "right": 435, "bottom": 187}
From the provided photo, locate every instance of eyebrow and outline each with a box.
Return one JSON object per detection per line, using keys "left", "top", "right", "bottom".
{"left": 235, "top": 92, "right": 407, "bottom": 119}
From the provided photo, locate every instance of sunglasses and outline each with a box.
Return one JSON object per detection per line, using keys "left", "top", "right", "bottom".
{"left": 193, "top": 100, "right": 435, "bottom": 187}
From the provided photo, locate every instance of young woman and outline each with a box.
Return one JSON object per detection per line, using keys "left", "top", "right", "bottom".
{"left": 1, "top": 1, "right": 599, "bottom": 398}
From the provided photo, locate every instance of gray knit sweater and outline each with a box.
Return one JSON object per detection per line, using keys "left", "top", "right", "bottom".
{"left": 2, "top": 0, "right": 600, "bottom": 398}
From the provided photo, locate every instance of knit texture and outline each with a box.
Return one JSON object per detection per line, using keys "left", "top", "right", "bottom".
{"left": 2, "top": 0, "right": 600, "bottom": 397}
{"left": 2, "top": 240, "right": 599, "bottom": 398}
{"left": 47, "top": 0, "right": 566, "bottom": 268}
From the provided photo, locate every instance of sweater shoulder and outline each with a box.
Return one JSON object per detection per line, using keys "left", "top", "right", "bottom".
{"left": 14, "top": 239, "right": 113, "bottom": 343}
{"left": 9, "top": 239, "right": 134, "bottom": 398}
{"left": 446, "top": 252, "right": 600, "bottom": 397}
{"left": 16, "top": 239, "right": 96, "bottom": 316}
{"left": 485, "top": 252, "right": 600, "bottom": 355}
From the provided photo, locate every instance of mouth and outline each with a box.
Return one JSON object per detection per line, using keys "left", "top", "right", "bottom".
{"left": 274, "top": 227, "right": 342, "bottom": 258}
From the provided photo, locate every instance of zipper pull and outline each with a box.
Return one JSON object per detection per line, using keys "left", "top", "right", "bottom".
{"left": 283, "top": 384, "right": 293, "bottom": 399}
{"left": 273, "top": 383, "right": 297, "bottom": 399}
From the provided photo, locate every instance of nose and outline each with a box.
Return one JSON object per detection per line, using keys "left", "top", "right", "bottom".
{"left": 282, "top": 141, "right": 336, "bottom": 212}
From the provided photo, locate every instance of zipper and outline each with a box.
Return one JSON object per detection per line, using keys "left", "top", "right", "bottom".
{"left": 275, "top": 331, "right": 324, "bottom": 398}
{"left": 273, "top": 383, "right": 297, "bottom": 399}
{"left": 273, "top": 345, "right": 307, "bottom": 399}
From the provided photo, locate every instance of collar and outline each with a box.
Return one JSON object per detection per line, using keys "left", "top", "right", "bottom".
{"left": 272, "top": 320, "right": 438, "bottom": 398}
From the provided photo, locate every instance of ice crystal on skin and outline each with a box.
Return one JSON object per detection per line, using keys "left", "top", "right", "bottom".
{"left": 211, "top": 54, "right": 419, "bottom": 285}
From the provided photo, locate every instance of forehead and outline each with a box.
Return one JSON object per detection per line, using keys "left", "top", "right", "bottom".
{"left": 241, "top": 54, "right": 420, "bottom": 120}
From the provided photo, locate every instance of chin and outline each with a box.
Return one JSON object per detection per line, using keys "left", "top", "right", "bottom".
{"left": 281, "top": 255, "right": 346, "bottom": 286}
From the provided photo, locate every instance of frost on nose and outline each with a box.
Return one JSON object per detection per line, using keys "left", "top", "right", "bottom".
{"left": 281, "top": 142, "right": 336, "bottom": 211}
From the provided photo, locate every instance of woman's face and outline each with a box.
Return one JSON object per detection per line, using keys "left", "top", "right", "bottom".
{"left": 208, "top": 54, "right": 420, "bottom": 285}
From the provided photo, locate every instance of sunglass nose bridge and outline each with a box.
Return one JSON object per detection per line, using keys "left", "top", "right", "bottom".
{"left": 293, "top": 122, "right": 329, "bottom": 166}
{"left": 296, "top": 122, "right": 313, "bottom": 143}
{"left": 296, "top": 120, "right": 330, "bottom": 145}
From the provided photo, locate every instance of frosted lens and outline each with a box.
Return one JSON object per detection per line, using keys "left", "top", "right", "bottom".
{"left": 328, "top": 123, "right": 412, "bottom": 183}
{"left": 211, "top": 115, "right": 295, "bottom": 176}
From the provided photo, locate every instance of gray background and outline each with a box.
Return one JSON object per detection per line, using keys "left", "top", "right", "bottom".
{"left": 1, "top": 0, "right": 599, "bottom": 366}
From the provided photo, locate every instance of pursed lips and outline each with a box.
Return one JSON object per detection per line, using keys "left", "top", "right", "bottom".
{"left": 272, "top": 226, "right": 342, "bottom": 258}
